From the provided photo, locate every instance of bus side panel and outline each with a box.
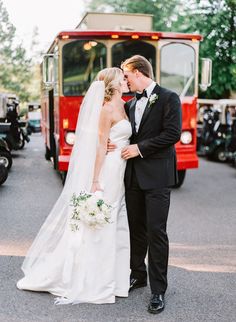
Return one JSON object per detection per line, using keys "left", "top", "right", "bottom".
{"left": 58, "top": 96, "right": 84, "bottom": 171}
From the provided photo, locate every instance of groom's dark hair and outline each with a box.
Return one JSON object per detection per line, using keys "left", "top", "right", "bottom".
{"left": 121, "top": 55, "right": 154, "bottom": 79}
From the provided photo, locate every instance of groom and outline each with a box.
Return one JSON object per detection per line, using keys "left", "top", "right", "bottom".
{"left": 120, "top": 55, "right": 182, "bottom": 314}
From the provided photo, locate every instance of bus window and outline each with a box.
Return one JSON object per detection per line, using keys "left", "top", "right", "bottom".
{"left": 112, "top": 40, "right": 156, "bottom": 78}
{"left": 160, "top": 43, "right": 195, "bottom": 96}
{"left": 62, "top": 40, "right": 107, "bottom": 96}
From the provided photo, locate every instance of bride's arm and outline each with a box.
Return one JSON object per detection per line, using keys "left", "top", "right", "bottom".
{"left": 91, "top": 104, "right": 112, "bottom": 193}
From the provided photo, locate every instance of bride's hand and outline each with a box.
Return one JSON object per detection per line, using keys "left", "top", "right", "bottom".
{"left": 91, "top": 182, "right": 103, "bottom": 193}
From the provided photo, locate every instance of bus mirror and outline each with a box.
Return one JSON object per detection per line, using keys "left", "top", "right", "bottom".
{"left": 43, "top": 54, "right": 54, "bottom": 86}
{"left": 200, "top": 58, "right": 212, "bottom": 91}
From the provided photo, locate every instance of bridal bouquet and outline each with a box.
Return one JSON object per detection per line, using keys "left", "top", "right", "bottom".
{"left": 69, "top": 191, "right": 112, "bottom": 231}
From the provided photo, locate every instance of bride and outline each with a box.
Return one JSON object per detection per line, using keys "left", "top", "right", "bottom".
{"left": 17, "top": 67, "right": 132, "bottom": 304}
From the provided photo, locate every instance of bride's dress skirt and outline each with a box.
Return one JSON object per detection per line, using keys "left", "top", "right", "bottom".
{"left": 17, "top": 120, "right": 131, "bottom": 304}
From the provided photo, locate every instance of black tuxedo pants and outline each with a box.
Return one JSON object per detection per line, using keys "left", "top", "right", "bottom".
{"left": 125, "top": 168, "right": 170, "bottom": 294}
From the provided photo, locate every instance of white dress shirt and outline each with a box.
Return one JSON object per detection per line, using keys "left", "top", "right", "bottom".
{"left": 135, "top": 81, "right": 156, "bottom": 132}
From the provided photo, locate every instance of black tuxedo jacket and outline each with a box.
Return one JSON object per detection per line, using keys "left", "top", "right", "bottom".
{"left": 125, "top": 84, "right": 182, "bottom": 189}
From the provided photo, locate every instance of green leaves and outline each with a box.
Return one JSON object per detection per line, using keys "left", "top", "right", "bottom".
{"left": 86, "top": 0, "right": 236, "bottom": 98}
{"left": 191, "top": 0, "right": 236, "bottom": 98}
{"left": 86, "top": 0, "right": 180, "bottom": 31}
{"left": 0, "top": 0, "right": 32, "bottom": 102}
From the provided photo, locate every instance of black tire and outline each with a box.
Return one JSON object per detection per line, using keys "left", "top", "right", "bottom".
{"left": 5, "top": 138, "right": 13, "bottom": 151}
{"left": 53, "top": 142, "right": 59, "bottom": 170}
{"left": 45, "top": 145, "right": 51, "bottom": 161}
{"left": 60, "top": 171, "right": 67, "bottom": 185}
{"left": 0, "top": 164, "right": 8, "bottom": 185}
{"left": 18, "top": 138, "right": 25, "bottom": 149}
{"left": 0, "top": 151, "right": 13, "bottom": 170}
{"left": 213, "top": 147, "right": 227, "bottom": 162}
{"left": 173, "top": 170, "right": 186, "bottom": 188}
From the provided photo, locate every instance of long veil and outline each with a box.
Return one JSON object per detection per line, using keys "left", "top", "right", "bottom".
{"left": 21, "top": 81, "right": 105, "bottom": 274}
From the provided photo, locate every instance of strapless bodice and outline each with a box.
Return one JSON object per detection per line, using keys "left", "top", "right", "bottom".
{"left": 109, "top": 119, "right": 132, "bottom": 149}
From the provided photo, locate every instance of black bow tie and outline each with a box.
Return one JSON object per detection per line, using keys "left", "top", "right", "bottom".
{"left": 135, "top": 90, "right": 148, "bottom": 100}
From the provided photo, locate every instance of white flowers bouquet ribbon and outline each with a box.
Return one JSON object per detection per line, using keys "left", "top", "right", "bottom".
{"left": 69, "top": 191, "right": 112, "bottom": 231}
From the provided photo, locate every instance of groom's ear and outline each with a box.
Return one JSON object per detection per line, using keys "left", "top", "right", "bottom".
{"left": 135, "top": 69, "right": 143, "bottom": 78}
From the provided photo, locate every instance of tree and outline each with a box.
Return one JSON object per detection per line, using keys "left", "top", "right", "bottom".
{"left": 86, "top": 0, "right": 181, "bottom": 31}
{"left": 0, "top": 0, "right": 16, "bottom": 91}
{"left": 0, "top": 0, "right": 32, "bottom": 102}
{"left": 177, "top": 0, "right": 236, "bottom": 98}
{"left": 27, "top": 26, "right": 44, "bottom": 102}
{"left": 86, "top": 0, "right": 236, "bottom": 98}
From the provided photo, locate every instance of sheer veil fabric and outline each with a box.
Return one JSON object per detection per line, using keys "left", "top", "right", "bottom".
{"left": 17, "top": 80, "right": 131, "bottom": 304}
{"left": 21, "top": 81, "right": 105, "bottom": 275}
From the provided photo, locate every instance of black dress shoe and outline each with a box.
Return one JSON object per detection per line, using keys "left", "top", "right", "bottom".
{"left": 129, "top": 278, "right": 147, "bottom": 292}
{"left": 148, "top": 294, "right": 165, "bottom": 314}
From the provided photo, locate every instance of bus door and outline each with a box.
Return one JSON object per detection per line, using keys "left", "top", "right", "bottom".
{"left": 48, "top": 89, "right": 57, "bottom": 168}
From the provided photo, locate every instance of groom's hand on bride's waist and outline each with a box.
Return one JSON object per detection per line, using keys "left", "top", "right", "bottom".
{"left": 121, "top": 144, "right": 140, "bottom": 160}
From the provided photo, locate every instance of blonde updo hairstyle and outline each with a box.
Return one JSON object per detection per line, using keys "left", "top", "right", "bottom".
{"left": 96, "top": 67, "right": 123, "bottom": 102}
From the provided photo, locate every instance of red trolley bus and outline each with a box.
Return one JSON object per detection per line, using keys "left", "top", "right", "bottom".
{"left": 41, "top": 12, "right": 212, "bottom": 186}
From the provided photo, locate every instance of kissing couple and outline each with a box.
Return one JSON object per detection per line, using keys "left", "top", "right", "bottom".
{"left": 17, "top": 55, "right": 181, "bottom": 314}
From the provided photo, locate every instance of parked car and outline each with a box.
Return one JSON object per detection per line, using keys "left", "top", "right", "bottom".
{"left": 27, "top": 103, "right": 41, "bottom": 134}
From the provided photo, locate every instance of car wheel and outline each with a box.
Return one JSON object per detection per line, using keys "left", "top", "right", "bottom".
{"left": 0, "top": 164, "right": 8, "bottom": 185}
{"left": 214, "top": 147, "right": 227, "bottom": 162}
{"left": 0, "top": 151, "right": 13, "bottom": 170}
{"left": 18, "top": 138, "right": 25, "bottom": 149}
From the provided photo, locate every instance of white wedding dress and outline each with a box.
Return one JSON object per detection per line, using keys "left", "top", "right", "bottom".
{"left": 17, "top": 82, "right": 132, "bottom": 304}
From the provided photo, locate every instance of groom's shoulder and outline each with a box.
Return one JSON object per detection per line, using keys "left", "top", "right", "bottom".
{"left": 157, "top": 84, "right": 176, "bottom": 96}
{"left": 157, "top": 84, "right": 180, "bottom": 102}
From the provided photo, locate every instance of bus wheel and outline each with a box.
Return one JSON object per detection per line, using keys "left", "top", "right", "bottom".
{"left": 45, "top": 145, "right": 51, "bottom": 160}
{"left": 60, "top": 171, "right": 67, "bottom": 185}
{"left": 174, "top": 170, "right": 186, "bottom": 188}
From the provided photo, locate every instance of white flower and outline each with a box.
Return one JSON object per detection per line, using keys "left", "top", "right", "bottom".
{"left": 69, "top": 191, "right": 112, "bottom": 231}
{"left": 148, "top": 93, "right": 158, "bottom": 108}
{"left": 94, "top": 190, "right": 103, "bottom": 198}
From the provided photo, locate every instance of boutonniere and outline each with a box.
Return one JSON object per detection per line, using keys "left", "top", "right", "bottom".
{"left": 148, "top": 93, "right": 158, "bottom": 108}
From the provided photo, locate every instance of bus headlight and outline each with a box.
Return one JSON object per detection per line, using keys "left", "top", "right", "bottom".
{"left": 180, "top": 131, "right": 192, "bottom": 144}
{"left": 65, "top": 132, "right": 75, "bottom": 145}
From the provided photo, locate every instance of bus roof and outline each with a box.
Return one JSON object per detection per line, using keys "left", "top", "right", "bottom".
{"left": 76, "top": 12, "right": 154, "bottom": 31}
{"left": 57, "top": 30, "right": 202, "bottom": 41}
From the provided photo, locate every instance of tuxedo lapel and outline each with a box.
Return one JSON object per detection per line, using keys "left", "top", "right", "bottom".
{"left": 138, "top": 84, "right": 161, "bottom": 133}
{"left": 129, "top": 97, "right": 137, "bottom": 134}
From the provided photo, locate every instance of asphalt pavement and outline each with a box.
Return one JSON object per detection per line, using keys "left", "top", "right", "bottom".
{"left": 0, "top": 134, "right": 235, "bottom": 322}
